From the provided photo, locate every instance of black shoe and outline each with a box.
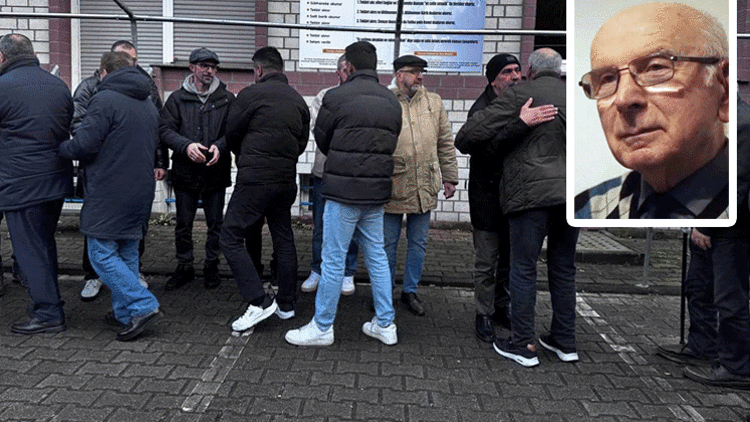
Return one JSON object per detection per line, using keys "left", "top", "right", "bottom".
{"left": 492, "top": 306, "right": 511, "bottom": 331}
{"left": 493, "top": 337, "right": 539, "bottom": 367}
{"left": 684, "top": 365, "right": 750, "bottom": 389}
{"left": 166, "top": 264, "right": 194, "bottom": 290}
{"left": 203, "top": 261, "right": 221, "bottom": 289}
{"left": 10, "top": 316, "right": 66, "bottom": 334}
{"left": 657, "top": 343, "right": 714, "bottom": 366}
{"left": 104, "top": 311, "right": 125, "bottom": 328}
{"left": 475, "top": 314, "right": 494, "bottom": 343}
{"left": 401, "top": 292, "right": 425, "bottom": 316}
{"left": 117, "top": 309, "right": 161, "bottom": 342}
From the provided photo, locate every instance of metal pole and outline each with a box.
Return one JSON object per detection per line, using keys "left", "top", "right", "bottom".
{"left": 393, "top": 0, "right": 405, "bottom": 62}
{"left": 111, "top": 0, "right": 138, "bottom": 49}
{"left": 680, "top": 228, "right": 689, "bottom": 344}
{"left": 641, "top": 227, "right": 653, "bottom": 286}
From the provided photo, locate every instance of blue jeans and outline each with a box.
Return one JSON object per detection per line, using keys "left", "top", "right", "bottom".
{"left": 87, "top": 237, "right": 160, "bottom": 325}
{"left": 507, "top": 205, "right": 579, "bottom": 350}
{"left": 383, "top": 211, "right": 431, "bottom": 293}
{"left": 314, "top": 201, "right": 394, "bottom": 330}
{"left": 311, "top": 177, "right": 358, "bottom": 276}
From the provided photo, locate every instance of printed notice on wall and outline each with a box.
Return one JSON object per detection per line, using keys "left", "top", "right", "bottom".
{"left": 299, "top": 0, "right": 485, "bottom": 72}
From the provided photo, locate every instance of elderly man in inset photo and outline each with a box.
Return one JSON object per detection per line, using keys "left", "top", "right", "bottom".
{"left": 574, "top": 2, "right": 730, "bottom": 219}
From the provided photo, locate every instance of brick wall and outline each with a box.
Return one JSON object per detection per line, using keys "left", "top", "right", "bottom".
{"left": 256, "top": 0, "right": 527, "bottom": 223}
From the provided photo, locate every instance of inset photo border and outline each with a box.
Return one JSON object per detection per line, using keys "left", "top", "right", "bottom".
{"left": 567, "top": 0, "right": 737, "bottom": 227}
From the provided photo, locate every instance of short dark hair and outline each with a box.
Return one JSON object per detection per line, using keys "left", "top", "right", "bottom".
{"left": 110, "top": 40, "right": 135, "bottom": 52}
{"left": 252, "top": 46, "right": 283, "bottom": 72}
{"left": 345, "top": 41, "right": 377, "bottom": 71}
{"left": 100, "top": 51, "right": 135, "bottom": 74}
{"left": 0, "top": 33, "right": 34, "bottom": 60}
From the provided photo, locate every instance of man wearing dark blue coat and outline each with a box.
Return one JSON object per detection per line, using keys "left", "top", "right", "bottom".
{"left": 60, "top": 51, "right": 161, "bottom": 342}
{"left": 0, "top": 33, "right": 73, "bottom": 334}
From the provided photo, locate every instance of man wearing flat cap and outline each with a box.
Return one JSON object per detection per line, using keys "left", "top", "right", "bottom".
{"left": 384, "top": 54, "right": 458, "bottom": 316}
{"left": 159, "top": 47, "right": 235, "bottom": 290}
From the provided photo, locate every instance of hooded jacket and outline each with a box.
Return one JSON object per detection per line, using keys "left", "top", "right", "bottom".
{"left": 225, "top": 73, "right": 309, "bottom": 186}
{"left": 0, "top": 55, "right": 73, "bottom": 211}
{"left": 159, "top": 75, "right": 234, "bottom": 191}
{"left": 456, "top": 71, "right": 566, "bottom": 215}
{"left": 314, "top": 69, "right": 402, "bottom": 205}
{"left": 59, "top": 67, "right": 158, "bottom": 239}
{"left": 72, "top": 65, "right": 168, "bottom": 169}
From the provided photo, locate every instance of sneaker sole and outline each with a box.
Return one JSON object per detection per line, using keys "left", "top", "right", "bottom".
{"left": 232, "top": 302, "right": 278, "bottom": 332}
{"left": 80, "top": 293, "right": 100, "bottom": 302}
{"left": 284, "top": 331, "right": 334, "bottom": 346}
{"left": 539, "top": 337, "right": 579, "bottom": 362}
{"left": 300, "top": 284, "right": 318, "bottom": 293}
{"left": 341, "top": 287, "right": 355, "bottom": 296}
{"left": 362, "top": 325, "right": 397, "bottom": 346}
{"left": 493, "top": 342, "right": 539, "bottom": 367}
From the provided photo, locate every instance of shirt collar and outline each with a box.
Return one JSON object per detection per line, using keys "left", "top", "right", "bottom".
{"left": 636, "top": 141, "right": 729, "bottom": 218}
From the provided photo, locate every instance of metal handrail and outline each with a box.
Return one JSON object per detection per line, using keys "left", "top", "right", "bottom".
{"left": 0, "top": 12, "right": 566, "bottom": 37}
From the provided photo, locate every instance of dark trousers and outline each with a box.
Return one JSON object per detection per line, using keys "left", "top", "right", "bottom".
{"left": 220, "top": 183, "right": 297, "bottom": 306}
{"left": 472, "top": 223, "right": 510, "bottom": 316}
{"left": 686, "top": 237, "right": 750, "bottom": 376}
{"left": 507, "top": 205, "right": 579, "bottom": 350}
{"left": 175, "top": 188, "right": 226, "bottom": 265}
{"left": 83, "top": 236, "right": 145, "bottom": 280}
{"left": 5, "top": 199, "right": 65, "bottom": 322}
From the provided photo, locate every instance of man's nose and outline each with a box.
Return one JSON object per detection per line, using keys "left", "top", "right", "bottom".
{"left": 612, "top": 71, "right": 647, "bottom": 113}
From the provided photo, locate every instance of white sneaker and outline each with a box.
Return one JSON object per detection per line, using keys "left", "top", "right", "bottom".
{"left": 341, "top": 276, "right": 355, "bottom": 296}
{"left": 275, "top": 307, "right": 296, "bottom": 320}
{"left": 362, "top": 317, "right": 398, "bottom": 346}
{"left": 81, "top": 278, "right": 103, "bottom": 301}
{"left": 301, "top": 271, "right": 320, "bottom": 292}
{"left": 139, "top": 273, "right": 149, "bottom": 288}
{"left": 231, "top": 299, "right": 278, "bottom": 332}
{"left": 285, "top": 319, "right": 334, "bottom": 346}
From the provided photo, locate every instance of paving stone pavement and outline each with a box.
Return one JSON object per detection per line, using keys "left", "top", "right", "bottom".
{"left": 1, "top": 274, "right": 748, "bottom": 421}
{"left": 2, "top": 216, "right": 743, "bottom": 421}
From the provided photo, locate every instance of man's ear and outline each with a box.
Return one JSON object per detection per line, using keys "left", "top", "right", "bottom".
{"left": 718, "top": 59, "right": 729, "bottom": 123}
{"left": 0, "top": 51, "right": 5, "bottom": 64}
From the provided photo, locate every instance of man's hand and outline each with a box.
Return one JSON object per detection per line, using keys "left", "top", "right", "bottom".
{"left": 186, "top": 142, "right": 208, "bottom": 163}
{"left": 519, "top": 97, "right": 558, "bottom": 127}
{"left": 206, "top": 144, "right": 220, "bottom": 166}
{"left": 154, "top": 168, "right": 167, "bottom": 181}
{"left": 691, "top": 228, "right": 712, "bottom": 250}
{"left": 443, "top": 182, "right": 456, "bottom": 199}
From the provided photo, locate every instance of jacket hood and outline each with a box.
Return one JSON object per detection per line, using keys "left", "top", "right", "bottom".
{"left": 98, "top": 66, "right": 151, "bottom": 101}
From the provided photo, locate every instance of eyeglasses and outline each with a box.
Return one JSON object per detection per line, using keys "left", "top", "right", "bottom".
{"left": 197, "top": 63, "right": 217, "bottom": 71}
{"left": 579, "top": 53, "right": 720, "bottom": 100}
{"left": 398, "top": 68, "right": 426, "bottom": 75}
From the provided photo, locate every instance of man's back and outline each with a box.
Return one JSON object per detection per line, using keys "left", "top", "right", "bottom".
{"left": 314, "top": 69, "right": 402, "bottom": 205}
{"left": 0, "top": 56, "right": 73, "bottom": 211}
{"left": 226, "top": 73, "right": 309, "bottom": 186}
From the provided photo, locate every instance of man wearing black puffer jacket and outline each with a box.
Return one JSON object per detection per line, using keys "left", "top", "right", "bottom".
{"left": 221, "top": 46, "right": 310, "bottom": 333}
{"left": 60, "top": 51, "right": 161, "bottom": 342}
{"left": 160, "top": 47, "right": 234, "bottom": 290}
{"left": 0, "top": 33, "right": 73, "bottom": 335}
{"left": 285, "top": 41, "right": 402, "bottom": 347}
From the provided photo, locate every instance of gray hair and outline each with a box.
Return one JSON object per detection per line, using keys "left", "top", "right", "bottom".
{"left": 0, "top": 33, "right": 34, "bottom": 60}
{"left": 528, "top": 48, "right": 562, "bottom": 75}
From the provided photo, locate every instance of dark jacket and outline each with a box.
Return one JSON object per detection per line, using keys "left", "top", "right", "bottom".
{"left": 457, "top": 85, "right": 501, "bottom": 230}
{"left": 72, "top": 66, "right": 168, "bottom": 169}
{"left": 457, "top": 71, "right": 566, "bottom": 215}
{"left": 159, "top": 81, "right": 234, "bottom": 191}
{"left": 698, "top": 97, "right": 750, "bottom": 238}
{"left": 314, "top": 69, "right": 402, "bottom": 205}
{"left": 59, "top": 67, "right": 159, "bottom": 240}
{"left": 0, "top": 56, "right": 73, "bottom": 211}
{"left": 225, "top": 73, "right": 309, "bottom": 186}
